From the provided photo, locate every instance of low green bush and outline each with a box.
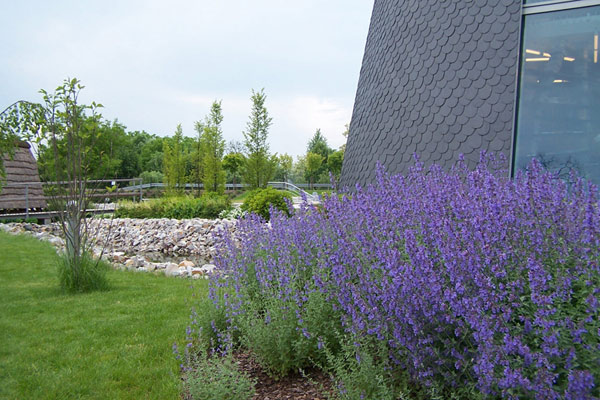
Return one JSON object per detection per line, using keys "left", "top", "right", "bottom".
{"left": 240, "top": 187, "right": 292, "bottom": 221}
{"left": 325, "top": 335, "right": 414, "bottom": 400}
{"left": 115, "top": 194, "right": 231, "bottom": 219}
{"left": 238, "top": 286, "right": 342, "bottom": 378}
{"left": 178, "top": 292, "right": 255, "bottom": 400}
{"left": 184, "top": 351, "right": 255, "bottom": 400}
{"left": 0, "top": 218, "right": 39, "bottom": 224}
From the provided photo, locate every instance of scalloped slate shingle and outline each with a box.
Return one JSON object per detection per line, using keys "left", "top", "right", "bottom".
{"left": 340, "top": 0, "right": 521, "bottom": 188}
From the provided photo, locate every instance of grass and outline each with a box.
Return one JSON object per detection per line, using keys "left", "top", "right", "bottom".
{"left": 0, "top": 230, "right": 206, "bottom": 399}
{"left": 231, "top": 190, "right": 251, "bottom": 203}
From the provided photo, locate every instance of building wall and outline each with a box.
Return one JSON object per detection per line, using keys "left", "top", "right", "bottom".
{"left": 341, "top": 0, "right": 522, "bottom": 188}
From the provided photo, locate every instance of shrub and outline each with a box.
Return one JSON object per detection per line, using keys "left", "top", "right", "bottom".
{"left": 218, "top": 207, "right": 246, "bottom": 220}
{"left": 326, "top": 336, "right": 408, "bottom": 400}
{"left": 240, "top": 187, "right": 292, "bottom": 221}
{"left": 57, "top": 251, "right": 110, "bottom": 293}
{"left": 115, "top": 194, "right": 230, "bottom": 219}
{"left": 184, "top": 353, "right": 255, "bottom": 400}
{"left": 201, "top": 192, "right": 232, "bottom": 219}
{"left": 177, "top": 294, "right": 255, "bottom": 400}
{"left": 191, "top": 155, "right": 600, "bottom": 399}
{"left": 0, "top": 218, "right": 39, "bottom": 224}
{"left": 178, "top": 338, "right": 255, "bottom": 400}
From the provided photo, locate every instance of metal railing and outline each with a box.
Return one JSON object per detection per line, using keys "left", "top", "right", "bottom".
{"left": 0, "top": 178, "right": 327, "bottom": 220}
{"left": 0, "top": 178, "right": 142, "bottom": 219}
{"left": 267, "top": 182, "right": 320, "bottom": 202}
{"left": 122, "top": 181, "right": 323, "bottom": 202}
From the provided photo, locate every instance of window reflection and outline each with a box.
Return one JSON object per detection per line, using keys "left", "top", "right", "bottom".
{"left": 515, "top": 6, "right": 600, "bottom": 185}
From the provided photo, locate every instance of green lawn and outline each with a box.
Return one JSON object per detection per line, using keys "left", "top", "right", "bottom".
{"left": 0, "top": 230, "right": 205, "bottom": 399}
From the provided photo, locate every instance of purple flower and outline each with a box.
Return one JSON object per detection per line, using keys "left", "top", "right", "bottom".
{"left": 197, "top": 154, "right": 600, "bottom": 398}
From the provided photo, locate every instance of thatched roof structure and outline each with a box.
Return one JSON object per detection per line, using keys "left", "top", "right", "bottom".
{"left": 0, "top": 141, "right": 46, "bottom": 211}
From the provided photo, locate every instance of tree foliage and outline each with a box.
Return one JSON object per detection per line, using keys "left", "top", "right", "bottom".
{"left": 163, "top": 124, "right": 186, "bottom": 195}
{"left": 327, "top": 149, "right": 344, "bottom": 179}
{"left": 223, "top": 152, "right": 245, "bottom": 189}
{"left": 273, "top": 153, "right": 293, "bottom": 182}
{"left": 4, "top": 78, "right": 111, "bottom": 292}
{"left": 307, "top": 128, "right": 332, "bottom": 160}
{"left": 305, "top": 128, "right": 333, "bottom": 184}
{"left": 305, "top": 152, "right": 324, "bottom": 189}
{"left": 198, "top": 101, "right": 226, "bottom": 194}
{"left": 243, "top": 89, "right": 275, "bottom": 189}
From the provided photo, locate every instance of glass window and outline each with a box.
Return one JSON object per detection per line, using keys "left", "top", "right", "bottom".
{"left": 514, "top": 6, "right": 600, "bottom": 185}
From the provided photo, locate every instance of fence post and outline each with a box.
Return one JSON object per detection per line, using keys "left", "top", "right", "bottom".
{"left": 139, "top": 179, "right": 143, "bottom": 201}
{"left": 25, "top": 184, "right": 29, "bottom": 219}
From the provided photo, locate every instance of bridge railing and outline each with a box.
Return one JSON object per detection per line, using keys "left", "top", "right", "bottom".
{"left": 1, "top": 178, "right": 327, "bottom": 220}
{"left": 122, "top": 181, "right": 325, "bottom": 202}
{"left": 0, "top": 178, "right": 143, "bottom": 219}
{"left": 266, "top": 182, "right": 320, "bottom": 202}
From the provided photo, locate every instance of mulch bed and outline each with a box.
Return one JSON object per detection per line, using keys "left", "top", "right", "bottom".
{"left": 234, "top": 351, "right": 336, "bottom": 400}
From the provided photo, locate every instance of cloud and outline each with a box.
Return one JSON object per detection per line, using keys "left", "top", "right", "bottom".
{"left": 171, "top": 91, "right": 351, "bottom": 157}
{"left": 0, "top": 0, "right": 372, "bottom": 158}
{"left": 270, "top": 95, "right": 351, "bottom": 155}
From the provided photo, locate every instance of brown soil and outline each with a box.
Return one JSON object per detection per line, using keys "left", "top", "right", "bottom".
{"left": 234, "top": 351, "right": 336, "bottom": 400}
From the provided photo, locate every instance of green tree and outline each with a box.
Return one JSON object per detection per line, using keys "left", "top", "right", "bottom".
{"left": 305, "top": 152, "right": 324, "bottom": 189}
{"left": 307, "top": 128, "right": 333, "bottom": 160}
{"left": 36, "top": 119, "right": 134, "bottom": 181}
{"left": 324, "top": 123, "right": 348, "bottom": 183}
{"left": 306, "top": 129, "right": 333, "bottom": 182}
{"left": 223, "top": 152, "right": 245, "bottom": 191}
{"left": 86, "top": 120, "right": 127, "bottom": 179}
{"left": 139, "top": 135, "right": 165, "bottom": 173}
{"left": 192, "top": 121, "right": 205, "bottom": 196}
{"left": 163, "top": 124, "right": 186, "bottom": 195}
{"left": 198, "top": 101, "right": 226, "bottom": 194}
{"left": 291, "top": 155, "right": 306, "bottom": 183}
{"left": 273, "top": 153, "right": 293, "bottom": 182}
{"left": 8, "top": 78, "right": 110, "bottom": 291}
{"left": 243, "top": 89, "right": 275, "bottom": 189}
{"left": 327, "top": 149, "right": 344, "bottom": 180}
{"left": 116, "top": 129, "right": 156, "bottom": 179}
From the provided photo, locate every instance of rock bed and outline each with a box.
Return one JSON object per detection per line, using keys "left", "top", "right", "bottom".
{"left": 0, "top": 218, "right": 235, "bottom": 278}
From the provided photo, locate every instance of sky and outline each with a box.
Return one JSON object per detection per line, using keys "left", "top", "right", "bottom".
{"left": 0, "top": 1, "right": 374, "bottom": 158}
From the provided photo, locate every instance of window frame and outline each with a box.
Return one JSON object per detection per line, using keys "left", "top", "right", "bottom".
{"left": 510, "top": 0, "right": 600, "bottom": 177}
{"left": 523, "top": 0, "right": 600, "bottom": 15}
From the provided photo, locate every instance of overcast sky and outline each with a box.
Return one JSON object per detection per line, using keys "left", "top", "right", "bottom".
{"left": 1, "top": 1, "right": 374, "bottom": 158}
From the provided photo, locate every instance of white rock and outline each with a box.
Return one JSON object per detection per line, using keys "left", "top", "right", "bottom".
{"left": 200, "top": 264, "right": 216, "bottom": 274}
{"left": 178, "top": 260, "right": 195, "bottom": 268}
{"left": 145, "top": 263, "right": 157, "bottom": 271}
{"left": 165, "top": 263, "right": 180, "bottom": 276}
{"left": 2, "top": 218, "right": 238, "bottom": 279}
{"left": 48, "top": 236, "right": 64, "bottom": 247}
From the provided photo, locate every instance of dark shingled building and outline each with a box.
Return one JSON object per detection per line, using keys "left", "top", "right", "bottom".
{"left": 341, "top": 0, "right": 600, "bottom": 188}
